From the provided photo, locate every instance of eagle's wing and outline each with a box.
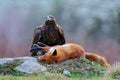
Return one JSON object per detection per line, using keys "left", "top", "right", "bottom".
{"left": 57, "top": 25, "right": 65, "bottom": 44}
{"left": 32, "top": 25, "right": 43, "bottom": 46}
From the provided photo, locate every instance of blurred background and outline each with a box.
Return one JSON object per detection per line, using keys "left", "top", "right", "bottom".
{"left": 0, "top": 0, "right": 120, "bottom": 64}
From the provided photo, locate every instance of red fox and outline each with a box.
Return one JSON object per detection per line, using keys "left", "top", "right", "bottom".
{"left": 32, "top": 43, "right": 110, "bottom": 67}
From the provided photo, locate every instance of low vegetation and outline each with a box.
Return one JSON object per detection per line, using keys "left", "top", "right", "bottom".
{"left": 43, "top": 58, "right": 106, "bottom": 78}
{"left": 0, "top": 58, "right": 120, "bottom": 80}
{"left": 0, "top": 59, "right": 26, "bottom": 76}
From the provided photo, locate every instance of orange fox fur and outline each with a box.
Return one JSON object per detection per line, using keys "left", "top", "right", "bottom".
{"left": 38, "top": 43, "right": 110, "bottom": 67}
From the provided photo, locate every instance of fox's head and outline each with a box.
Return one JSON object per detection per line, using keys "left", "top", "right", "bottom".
{"left": 38, "top": 47, "right": 58, "bottom": 64}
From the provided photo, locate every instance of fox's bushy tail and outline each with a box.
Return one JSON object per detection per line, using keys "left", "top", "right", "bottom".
{"left": 85, "top": 52, "right": 110, "bottom": 67}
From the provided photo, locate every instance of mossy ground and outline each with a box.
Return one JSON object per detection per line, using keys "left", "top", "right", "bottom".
{"left": 0, "top": 59, "right": 26, "bottom": 76}
{"left": 42, "top": 58, "right": 106, "bottom": 78}
{"left": 0, "top": 58, "right": 119, "bottom": 80}
{"left": 0, "top": 73, "right": 80, "bottom": 80}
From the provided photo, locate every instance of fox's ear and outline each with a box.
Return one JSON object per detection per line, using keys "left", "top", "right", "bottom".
{"left": 52, "top": 49, "right": 57, "bottom": 56}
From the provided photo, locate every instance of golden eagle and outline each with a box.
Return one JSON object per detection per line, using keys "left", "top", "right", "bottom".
{"left": 30, "top": 15, "right": 65, "bottom": 56}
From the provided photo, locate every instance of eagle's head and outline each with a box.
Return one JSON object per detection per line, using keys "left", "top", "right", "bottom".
{"left": 45, "top": 15, "right": 56, "bottom": 25}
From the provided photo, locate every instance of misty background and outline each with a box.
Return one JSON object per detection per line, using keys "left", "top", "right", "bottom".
{"left": 0, "top": 0, "right": 120, "bottom": 64}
